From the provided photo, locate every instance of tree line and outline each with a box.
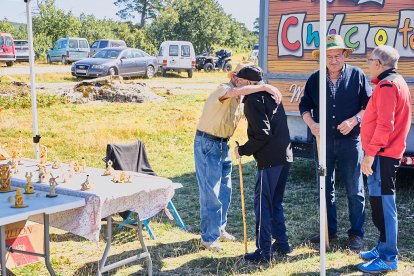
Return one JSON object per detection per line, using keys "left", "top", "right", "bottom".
{"left": 0, "top": 0, "right": 258, "bottom": 59}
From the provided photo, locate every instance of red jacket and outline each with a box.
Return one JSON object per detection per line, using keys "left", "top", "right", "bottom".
{"left": 361, "top": 69, "right": 412, "bottom": 159}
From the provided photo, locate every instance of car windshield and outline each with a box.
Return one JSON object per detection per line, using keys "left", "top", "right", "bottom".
{"left": 93, "top": 49, "right": 122, "bottom": 59}
{"left": 15, "top": 41, "right": 29, "bottom": 47}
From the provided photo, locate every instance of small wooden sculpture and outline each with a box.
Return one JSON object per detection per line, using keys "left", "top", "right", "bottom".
{"left": 73, "top": 160, "right": 80, "bottom": 173}
{"left": 0, "top": 143, "right": 10, "bottom": 160}
{"left": 39, "top": 170, "right": 50, "bottom": 184}
{"left": 12, "top": 188, "right": 27, "bottom": 208}
{"left": 46, "top": 174, "right": 59, "bottom": 198}
{"left": 81, "top": 157, "right": 86, "bottom": 173}
{"left": 80, "top": 175, "right": 93, "bottom": 191}
{"left": 24, "top": 172, "right": 35, "bottom": 194}
{"left": 39, "top": 144, "right": 48, "bottom": 166}
{"left": 62, "top": 171, "right": 69, "bottom": 183}
{"left": 52, "top": 160, "right": 61, "bottom": 169}
{"left": 112, "top": 172, "right": 131, "bottom": 183}
{"left": 119, "top": 171, "right": 126, "bottom": 182}
{"left": 11, "top": 151, "right": 18, "bottom": 169}
{"left": 103, "top": 160, "right": 115, "bottom": 176}
{"left": 0, "top": 165, "right": 12, "bottom": 193}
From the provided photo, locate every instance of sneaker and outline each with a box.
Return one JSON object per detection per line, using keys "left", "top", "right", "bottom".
{"left": 360, "top": 247, "right": 380, "bottom": 261}
{"left": 348, "top": 235, "right": 364, "bottom": 251}
{"left": 308, "top": 233, "right": 339, "bottom": 244}
{"left": 201, "top": 239, "right": 223, "bottom": 251}
{"left": 220, "top": 230, "right": 236, "bottom": 242}
{"left": 358, "top": 258, "right": 398, "bottom": 274}
{"left": 272, "top": 242, "right": 292, "bottom": 255}
{"left": 244, "top": 250, "right": 272, "bottom": 263}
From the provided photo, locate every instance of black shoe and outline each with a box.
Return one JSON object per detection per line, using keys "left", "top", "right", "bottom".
{"left": 309, "top": 233, "right": 339, "bottom": 244}
{"left": 272, "top": 242, "right": 292, "bottom": 255}
{"left": 244, "top": 250, "right": 272, "bottom": 263}
{"left": 348, "top": 235, "right": 364, "bottom": 251}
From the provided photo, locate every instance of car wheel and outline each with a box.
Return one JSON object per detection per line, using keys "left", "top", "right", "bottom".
{"left": 6, "top": 61, "right": 14, "bottom": 67}
{"left": 187, "top": 69, "right": 193, "bottom": 78}
{"left": 162, "top": 68, "right": 167, "bottom": 77}
{"left": 47, "top": 55, "right": 52, "bottom": 64}
{"left": 61, "top": 56, "right": 68, "bottom": 65}
{"left": 145, "top": 65, "right": 155, "bottom": 79}
{"left": 224, "top": 63, "right": 232, "bottom": 72}
{"left": 203, "top": 63, "right": 214, "bottom": 73}
{"left": 107, "top": 67, "right": 117, "bottom": 76}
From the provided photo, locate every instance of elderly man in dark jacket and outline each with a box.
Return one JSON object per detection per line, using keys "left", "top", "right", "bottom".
{"left": 235, "top": 66, "right": 293, "bottom": 263}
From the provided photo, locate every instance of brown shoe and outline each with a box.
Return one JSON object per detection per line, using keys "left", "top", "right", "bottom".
{"left": 309, "top": 233, "right": 338, "bottom": 244}
{"left": 348, "top": 235, "right": 364, "bottom": 251}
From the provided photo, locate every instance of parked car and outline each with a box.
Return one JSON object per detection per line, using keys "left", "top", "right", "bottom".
{"left": 14, "top": 40, "right": 32, "bottom": 62}
{"left": 157, "top": 41, "right": 195, "bottom": 78}
{"left": 71, "top": 47, "right": 158, "bottom": 78}
{"left": 195, "top": 49, "right": 232, "bottom": 72}
{"left": 90, "top": 39, "right": 127, "bottom": 56}
{"left": 47, "top": 37, "right": 90, "bottom": 65}
{"left": 0, "top": 33, "right": 16, "bottom": 67}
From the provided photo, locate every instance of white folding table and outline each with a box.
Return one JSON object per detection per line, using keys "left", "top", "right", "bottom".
{"left": 0, "top": 190, "right": 85, "bottom": 276}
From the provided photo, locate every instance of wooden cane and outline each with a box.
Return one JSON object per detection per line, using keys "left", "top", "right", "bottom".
{"left": 316, "top": 135, "right": 330, "bottom": 251}
{"left": 236, "top": 141, "right": 248, "bottom": 254}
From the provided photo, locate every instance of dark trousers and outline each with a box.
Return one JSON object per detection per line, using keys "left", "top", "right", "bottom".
{"left": 314, "top": 137, "right": 366, "bottom": 238}
{"left": 367, "top": 155, "right": 400, "bottom": 263}
{"left": 254, "top": 164, "right": 290, "bottom": 257}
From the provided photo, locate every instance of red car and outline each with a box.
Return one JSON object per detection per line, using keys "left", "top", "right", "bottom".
{"left": 0, "top": 33, "right": 16, "bottom": 67}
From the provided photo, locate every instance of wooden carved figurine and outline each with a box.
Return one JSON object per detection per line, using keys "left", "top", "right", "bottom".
{"left": 24, "top": 172, "right": 35, "bottom": 194}
{"left": 46, "top": 174, "right": 59, "bottom": 198}
{"left": 103, "top": 160, "right": 115, "bottom": 176}
{"left": 62, "top": 171, "right": 69, "bottom": 183}
{"left": 81, "top": 175, "right": 93, "bottom": 191}
{"left": 39, "top": 144, "right": 48, "bottom": 166}
{"left": 81, "top": 157, "right": 86, "bottom": 173}
{"left": 12, "top": 188, "right": 27, "bottom": 208}
{"left": 73, "top": 160, "right": 80, "bottom": 173}
{"left": 0, "top": 165, "right": 12, "bottom": 193}
{"left": 52, "top": 160, "right": 61, "bottom": 169}
{"left": 119, "top": 171, "right": 126, "bottom": 182}
{"left": 11, "top": 151, "right": 18, "bottom": 169}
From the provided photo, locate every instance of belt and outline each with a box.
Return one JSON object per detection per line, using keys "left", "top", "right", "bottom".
{"left": 196, "top": 130, "right": 229, "bottom": 143}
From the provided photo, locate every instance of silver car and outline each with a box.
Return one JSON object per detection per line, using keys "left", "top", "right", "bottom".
{"left": 14, "top": 40, "right": 32, "bottom": 62}
{"left": 71, "top": 47, "right": 158, "bottom": 78}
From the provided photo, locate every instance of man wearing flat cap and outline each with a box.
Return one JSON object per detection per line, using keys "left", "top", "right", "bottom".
{"left": 235, "top": 65, "right": 293, "bottom": 262}
{"left": 299, "top": 34, "right": 372, "bottom": 250}
{"left": 195, "top": 62, "right": 283, "bottom": 251}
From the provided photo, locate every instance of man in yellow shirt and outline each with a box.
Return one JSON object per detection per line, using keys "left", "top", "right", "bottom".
{"left": 195, "top": 63, "right": 282, "bottom": 250}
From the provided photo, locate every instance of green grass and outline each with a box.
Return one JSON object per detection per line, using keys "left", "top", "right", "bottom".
{"left": 0, "top": 77, "right": 413, "bottom": 275}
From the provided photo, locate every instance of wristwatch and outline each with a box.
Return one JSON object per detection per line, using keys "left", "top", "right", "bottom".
{"left": 355, "top": 114, "right": 362, "bottom": 125}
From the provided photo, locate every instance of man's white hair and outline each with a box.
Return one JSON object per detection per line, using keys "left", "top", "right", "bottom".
{"left": 371, "top": 45, "right": 400, "bottom": 69}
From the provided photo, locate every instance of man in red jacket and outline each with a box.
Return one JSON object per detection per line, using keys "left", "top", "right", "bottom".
{"left": 359, "top": 45, "right": 412, "bottom": 274}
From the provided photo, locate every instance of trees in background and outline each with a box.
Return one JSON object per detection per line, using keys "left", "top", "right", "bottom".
{"left": 1, "top": 0, "right": 257, "bottom": 59}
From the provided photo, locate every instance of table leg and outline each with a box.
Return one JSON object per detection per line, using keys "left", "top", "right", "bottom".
{"left": 44, "top": 214, "right": 56, "bottom": 276}
{"left": 137, "top": 216, "right": 152, "bottom": 276}
{"left": 97, "top": 216, "right": 112, "bottom": 276}
{"left": 0, "top": 226, "right": 6, "bottom": 276}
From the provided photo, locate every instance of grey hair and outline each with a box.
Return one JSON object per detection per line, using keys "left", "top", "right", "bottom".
{"left": 371, "top": 45, "right": 400, "bottom": 69}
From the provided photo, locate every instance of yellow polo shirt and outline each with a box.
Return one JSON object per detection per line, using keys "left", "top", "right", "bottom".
{"left": 197, "top": 83, "right": 243, "bottom": 138}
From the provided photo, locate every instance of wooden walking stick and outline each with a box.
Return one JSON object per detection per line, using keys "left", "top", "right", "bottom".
{"left": 236, "top": 141, "right": 248, "bottom": 254}
{"left": 316, "top": 135, "right": 330, "bottom": 251}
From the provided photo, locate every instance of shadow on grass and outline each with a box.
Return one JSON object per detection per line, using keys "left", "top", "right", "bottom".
{"left": 290, "top": 264, "right": 358, "bottom": 276}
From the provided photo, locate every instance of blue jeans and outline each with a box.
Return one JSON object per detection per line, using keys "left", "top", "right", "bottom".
{"left": 254, "top": 165, "right": 290, "bottom": 257}
{"left": 314, "top": 137, "right": 365, "bottom": 238}
{"left": 194, "top": 134, "right": 232, "bottom": 242}
{"left": 367, "top": 155, "right": 400, "bottom": 264}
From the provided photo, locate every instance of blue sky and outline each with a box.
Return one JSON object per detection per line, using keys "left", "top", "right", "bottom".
{"left": 1, "top": 0, "right": 259, "bottom": 30}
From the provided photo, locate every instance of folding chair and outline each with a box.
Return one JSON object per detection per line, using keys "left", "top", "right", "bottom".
{"left": 105, "top": 140, "right": 186, "bottom": 239}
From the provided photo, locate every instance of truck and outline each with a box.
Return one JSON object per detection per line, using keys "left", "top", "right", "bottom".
{"left": 258, "top": 0, "right": 414, "bottom": 170}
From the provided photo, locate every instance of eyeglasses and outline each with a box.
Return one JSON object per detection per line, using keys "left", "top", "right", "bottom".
{"left": 367, "top": 58, "right": 382, "bottom": 64}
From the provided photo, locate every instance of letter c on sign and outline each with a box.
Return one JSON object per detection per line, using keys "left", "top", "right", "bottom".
{"left": 282, "top": 17, "right": 301, "bottom": 51}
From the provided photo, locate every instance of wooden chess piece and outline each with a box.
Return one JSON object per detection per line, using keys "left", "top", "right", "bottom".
{"left": 46, "top": 174, "right": 59, "bottom": 197}
{"left": 24, "top": 172, "right": 35, "bottom": 194}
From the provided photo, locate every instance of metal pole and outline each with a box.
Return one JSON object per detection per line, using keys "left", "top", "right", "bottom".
{"left": 319, "top": 0, "right": 328, "bottom": 275}
{"left": 26, "top": 0, "right": 40, "bottom": 160}
{"left": 0, "top": 226, "right": 6, "bottom": 276}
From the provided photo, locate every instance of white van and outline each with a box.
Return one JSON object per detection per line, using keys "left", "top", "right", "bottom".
{"left": 157, "top": 41, "right": 195, "bottom": 78}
